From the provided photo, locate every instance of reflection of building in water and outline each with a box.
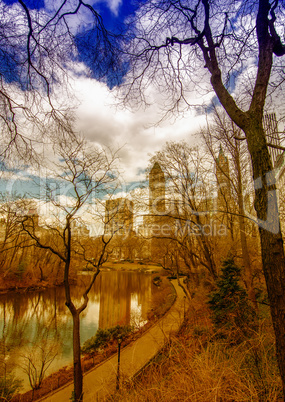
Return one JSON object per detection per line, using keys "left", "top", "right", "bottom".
{"left": 98, "top": 272, "right": 130, "bottom": 329}
{"left": 0, "top": 272, "right": 151, "bottom": 390}
{"left": 98, "top": 272, "right": 151, "bottom": 329}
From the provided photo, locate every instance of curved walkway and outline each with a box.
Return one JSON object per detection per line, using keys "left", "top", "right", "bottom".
{"left": 39, "top": 280, "right": 185, "bottom": 402}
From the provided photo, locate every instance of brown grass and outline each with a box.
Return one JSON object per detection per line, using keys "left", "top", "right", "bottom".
{"left": 107, "top": 288, "right": 282, "bottom": 402}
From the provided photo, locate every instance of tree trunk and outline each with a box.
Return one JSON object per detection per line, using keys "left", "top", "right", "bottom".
{"left": 245, "top": 121, "right": 285, "bottom": 396}
{"left": 72, "top": 311, "right": 83, "bottom": 402}
{"left": 195, "top": 215, "right": 217, "bottom": 279}
{"left": 238, "top": 204, "right": 258, "bottom": 310}
{"left": 259, "top": 227, "right": 285, "bottom": 392}
{"left": 199, "top": 0, "right": 285, "bottom": 393}
{"left": 235, "top": 146, "right": 258, "bottom": 309}
{"left": 64, "top": 222, "right": 84, "bottom": 402}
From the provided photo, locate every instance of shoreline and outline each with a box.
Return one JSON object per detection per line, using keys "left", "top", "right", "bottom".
{"left": 11, "top": 275, "right": 175, "bottom": 402}
{"left": 0, "top": 279, "right": 64, "bottom": 295}
{"left": 0, "top": 262, "right": 162, "bottom": 295}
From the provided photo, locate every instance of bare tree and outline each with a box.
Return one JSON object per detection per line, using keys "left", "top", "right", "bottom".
{"left": 0, "top": 197, "right": 38, "bottom": 280}
{"left": 150, "top": 142, "right": 219, "bottom": 279}
{"left": 121, "top": 0, "right": 285, "bottom": 393}
{"left": 20, "top": 341, "right": 58, "bottom": 394}
{"left": 21, "top": 133, "right": 119, "bottom": 402}
{"left": 201, "top": 109, "right": 260, "bottom": 308}
{"left": 0, "top": 0, "right": 119, "bottom": 160}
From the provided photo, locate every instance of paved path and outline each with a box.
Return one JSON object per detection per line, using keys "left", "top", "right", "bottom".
{"left": 39, "top": 280, "right": 185, "bottom": 402}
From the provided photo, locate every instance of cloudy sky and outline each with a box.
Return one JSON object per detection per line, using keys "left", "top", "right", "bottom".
{"left": 0, "top": 0, "right": 212, "bottom": 198}
{"left": 66, "top": 0, "right": 214, "bottom": 186}
{"left": 1, "top": 0, "right": 284, "bottom": 223}
{"left": 72, "top": 76, "right": 208, "bottom": 185}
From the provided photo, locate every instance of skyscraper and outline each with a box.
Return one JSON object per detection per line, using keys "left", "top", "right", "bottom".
{"left": 105, "top": 198, "right": 133, "bottom": 236}
{"left": 263, "top": 113, "right": 281, "bottom": 167}
{"left": 149, "top": 162, "right": 165, "bottom": 215}
{"left": 216, "top": 145, "right": 231, "bottom": 209}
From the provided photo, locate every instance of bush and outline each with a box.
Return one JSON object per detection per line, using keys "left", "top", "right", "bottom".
{"left": 0, "top": 375, "right": 22, "bottom": 401}
{"left": 81, "top": 325, "right": 133, "bottom": 355}
{"left": 208, "top": 256, "right": 256, "bottom": 342}
{"left": 153, "top": 276, "right": 162, "bottom": 286}
{"left": 20, "top": 342, "right": 58, "bottom": 391}
{"left": 15, "top": 261, "right": 26, "bottom": 279}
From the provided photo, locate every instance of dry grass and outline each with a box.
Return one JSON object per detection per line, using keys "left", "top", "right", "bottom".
{"left": 108, "top": 289, "right": 282, "bottom": 402}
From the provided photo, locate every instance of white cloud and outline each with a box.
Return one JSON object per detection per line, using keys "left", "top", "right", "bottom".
{"left": 0, "top": 171, "right": 32, "bottom": 182}
{"left": 70, "top": 75, "right": 207, "bottom": 186}
{"left": 105, "top": 0, "right": 122, "bottom": 16}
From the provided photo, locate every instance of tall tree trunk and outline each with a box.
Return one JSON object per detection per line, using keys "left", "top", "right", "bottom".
{"left": 245, "top": 121, "right": 285, "bottom": 396}
{"left": 197, "top": 0, "right": 285, "bottom": 393}
{"left": 195, "top": 215, "right": 217, "bottom": 279}
{"left": 238, "top": 200, "right": 258, "bottom": 309}
{"left": 73, "top": 311, "right": 83, "bottom": 402}
{"left": 64, "top": 222, "right": 83, "bottom": 402}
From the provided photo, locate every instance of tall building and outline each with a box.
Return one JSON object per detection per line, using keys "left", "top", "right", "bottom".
{"left": 263, "top": 113, "right": 281, "bottom": 166}
{"left": 216, "top": 145, "right": 231, "bottom": 209}
{"left": 105, "top": 198, "right": 133, "bottom": 236}
{"left": 275, "top": 151, "right": 285, "bottom": 235}
{"left": 149, "top": 162, "right": 165, "bottom": 214}
{"left": 215, "top": 145, "right": 236, "bottom": 238}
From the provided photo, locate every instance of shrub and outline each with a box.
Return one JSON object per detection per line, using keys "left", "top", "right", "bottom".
{"left": 208, "top": 256, "right": 256, "bottom": 342}
{"left": 0, "top": 375, "right": 22, "bottom": 401}
{"left": 153, "top": 276, "right": 162, "bottom": 286}
{"left": 81, "top": 325, "right": 133, "bottom": 355}
{"left": 15, "top": 261, "right": 27, "bottom": 280}
{"left": 20, "top": 342, "right": 58, "bottom": 390}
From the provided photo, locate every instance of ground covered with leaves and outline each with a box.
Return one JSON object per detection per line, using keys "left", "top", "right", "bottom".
{"left": 107, "top": 261, "right": 283, "bottom": 402}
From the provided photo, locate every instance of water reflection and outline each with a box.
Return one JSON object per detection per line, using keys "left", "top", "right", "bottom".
{"left": 0, "top": 271, "right": 152, "bottom": 391}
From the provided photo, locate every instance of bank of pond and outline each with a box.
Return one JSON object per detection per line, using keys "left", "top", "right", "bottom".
{"left": 0, "top": 270, "right": 174, "bottom": 401}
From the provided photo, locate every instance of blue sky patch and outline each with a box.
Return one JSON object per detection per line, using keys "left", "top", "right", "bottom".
{"left": 2, "top": 0, "right": 45, "bottom": 8}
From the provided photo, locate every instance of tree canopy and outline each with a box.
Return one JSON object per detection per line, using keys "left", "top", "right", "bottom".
{"left": 121, "top": 0, "right": 285, "bottom": 120}
{"left": 0, "top": 0, "right": 121, "bottom": 159}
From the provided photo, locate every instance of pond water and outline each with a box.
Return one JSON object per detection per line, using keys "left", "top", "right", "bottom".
{"left": 0, "top": 270, "right": 153, "bottom": 391}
